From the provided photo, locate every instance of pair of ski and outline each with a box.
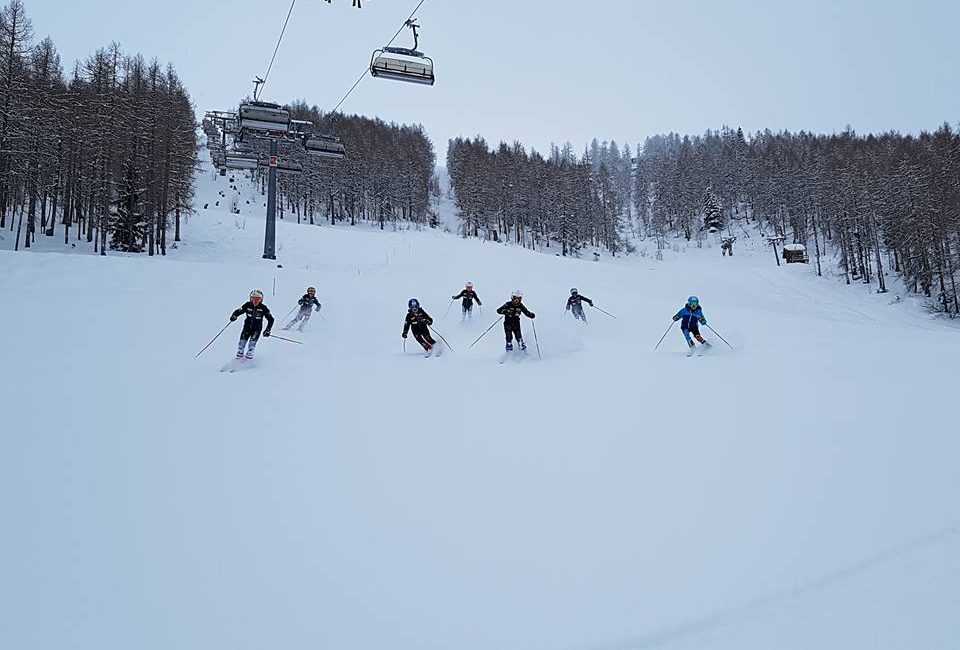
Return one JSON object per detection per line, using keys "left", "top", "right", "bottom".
{"left": 499, "top": 348, "right": 531, "bottom": 364}
{"left": 220, "top": 357, "right": 256, "bottom": 372}
{"left": 422, "top": 344, "right": 446, "bottom": 359}
{"left": 686, "top": 343, "right": 712, "bottom": 358}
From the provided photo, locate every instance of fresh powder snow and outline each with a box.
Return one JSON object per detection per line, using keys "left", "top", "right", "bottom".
{"left": 2, "top": 161, "right": 959, "bottom": 650}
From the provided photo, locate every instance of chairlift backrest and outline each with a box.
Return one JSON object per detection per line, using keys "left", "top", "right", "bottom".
{"left": 225, "top": 151, "right": 260, "bottom": 170}
{"left": 305, "top": 136, "right": 346, "bottom": 159}
{"left": 239, "top": 101, "right": 290, "bottom": 134}
{"left": 370, "top": 51, "right": 435, "bottom": 85}
{"left": 258, "top": 159, "right": 303, "bottom": 175}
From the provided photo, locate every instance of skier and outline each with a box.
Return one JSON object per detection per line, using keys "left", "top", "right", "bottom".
{"left": 283, "top": 286, "right": 321, "bottom": 332}
{"left": 451, "top": 281, "right": 482, "bottom": 321}
{"left": 230, "top": 289, "right": 274, "bottom": 359}
{"left": 496, "top": 290, "right": 536, "bottom": 351}
{"left": 673, "top": 295, "right": 711, "bottom": 354}
{"left": 402, "top": 298, "right": 438, "bottom": 354}
{"left": 565, "top": 287, "right": 594, "bottom": 322}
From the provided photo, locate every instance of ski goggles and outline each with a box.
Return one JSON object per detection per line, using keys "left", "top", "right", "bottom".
{"left": 687, "top": 299, "right": 699, "bottom": 306}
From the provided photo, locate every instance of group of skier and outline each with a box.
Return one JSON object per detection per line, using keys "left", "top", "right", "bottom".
{"left": 222, "top": 282, "right": 713, "bottom": 361}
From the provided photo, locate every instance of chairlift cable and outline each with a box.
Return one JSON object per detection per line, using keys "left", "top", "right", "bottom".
{"left": 331, "top": 0, "right": 428, "bottom": 113}
{"left": 260, "top": 0, "right": 299, "bottom": 97}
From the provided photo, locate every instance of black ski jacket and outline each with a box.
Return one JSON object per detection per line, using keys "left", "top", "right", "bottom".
{"left": 231, "top": 302, "right": 275, "bottom": 329}
{"left": 298, "top": 294, "right": 321, "bottom": 310}
{"left": 496, "top": 300, "right": 535, "bottom": 323}
{"left": 403, "top": 308, "right": 434, "bottom": 336}
{"left": 566, "top": 294, "right": 593, "bottom": 310}
{"left": 452, "top": 289, "right": 482, "bottom": 307}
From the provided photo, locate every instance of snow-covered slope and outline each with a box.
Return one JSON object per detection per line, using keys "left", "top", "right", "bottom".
{"left": 2, "top": 162, "right": 959, "bottom": 650}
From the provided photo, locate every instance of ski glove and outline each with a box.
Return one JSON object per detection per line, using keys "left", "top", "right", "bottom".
{"left": 402, "top": 333, "right": 408, "bottom": 338}
{"left": 699, "top": 318, "right": 707, "bottom": 325}
{"left": 263, "top": 330, "right": 271, "bottom": 337}
{"left": 529, "top": 312, "right": 536, "bottom": 318}
{"left": 672, "top": 316, "right": 680, "bottom": 321}
{"left": 230, "top": 315, "right": 238, "bottom": 322}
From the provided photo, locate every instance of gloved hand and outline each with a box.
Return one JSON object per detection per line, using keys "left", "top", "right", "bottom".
{"left": 230, "top": 315, "right": 237, "bottom": 322}
{"left": 529, "top": 312, "right": 536, "bottom": 319}
{"left": 672, "top": 316, "right": 680, "bottom": 322}
{"left": 402, "top": 333, "right": 408, "bottom": 338}
{"left": 263, "top": 330, "right": 271, "bottom": 337}
{"left": 699, "top": 318, "right": 707, "bottom": 325}
{"left": 316, "top": 306, "right": 321, "bottom": 311}
{"left": 427, "top": 320, "right": 433, "bottom": 326}
{"left": 451, "top": 295, "right": 457, "bottom": 300}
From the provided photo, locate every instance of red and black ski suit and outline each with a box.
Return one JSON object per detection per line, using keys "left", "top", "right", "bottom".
{"left": 496, "top": 299, "right": 535, "bottom": 343}
{"left": 402, "top": 308, "right": 436, "bottom": 350}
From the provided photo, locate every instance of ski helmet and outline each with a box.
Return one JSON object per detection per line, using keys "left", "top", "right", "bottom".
{"left": 466, "top": 282, "right": 473, "bottom": 289}
{"left": 307, "top": 286, "right": 316, "bottom": 294}
{"left": 250, "top": 289, "right": 264, "bottom": 302}
{"left": 687, "top": 295, "right": 700, "bottom": 306}
{"left": 408, "top": 298, "right": 420, "bottom": 310}
{"left": 511, "top": 289, "right": 523, "bottom": 299}
{"left": 570, "top": 287, "right": 578, "bottom": 295}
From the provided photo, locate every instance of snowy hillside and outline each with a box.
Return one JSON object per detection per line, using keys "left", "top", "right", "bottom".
{"left": 2, "top": 160, "right": 959, "bottom": 650}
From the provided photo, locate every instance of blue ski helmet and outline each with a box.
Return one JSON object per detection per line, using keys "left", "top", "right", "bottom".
{"left": 571, "top": 287, "right": 578, "bottom": 295}
{"left": 408, "top": 298, "right": 420, "bottom": 310}
{"left": 687, "top": 295, "right": 700, "bottom": 306}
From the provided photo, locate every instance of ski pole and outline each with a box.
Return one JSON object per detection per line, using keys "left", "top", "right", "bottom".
{"left": 402, "top": 338, "right": 407, "bottom": 354}
{"left": 268, "top": 334, "right": 303, "bottom": 345}
{"left": 705, "top": 324, "right": 734, "bottom": 349}
{"left": 429, "top": 325, "right": 454, "bottom": 351}
{"left": 653, "top": 321, "right": 675, "bottom": 350}
{"left": 280, "top": 305, "right": 298, "bottom": 322}
{"left": 531, "top": 320, "right": 542, "bottom": 359}
{"left": 442, "top": 299, "right": 455, "bottom": 320}
{"left": 318, "top": 310, "right": 328, "bottom": 323}
{"left": 590, "top": 304, "right": 618, "bottom": 319}
{"left": 195, "top": 321, "right": 233, "bottom": 357}
{"left": 469, "top": 316, "right": 503, "bottom": 348}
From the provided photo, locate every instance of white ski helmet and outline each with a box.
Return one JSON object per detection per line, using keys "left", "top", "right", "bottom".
{"left": 250, "top": 289, "right": 264, "bottom": 300}
{"left": 466, "top": 281, "right": 474, "bottom": 289}
{"left": 511, "top": 289, "right": 523, "bottom": 298}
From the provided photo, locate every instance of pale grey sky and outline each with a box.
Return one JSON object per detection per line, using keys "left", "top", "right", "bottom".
{"left": 28, "top": 0, "right": 960, "bottom": 156}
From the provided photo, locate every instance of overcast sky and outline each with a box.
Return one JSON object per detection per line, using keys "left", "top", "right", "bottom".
{"left": 28, "top": 0, "right": 960, "bottom": 157}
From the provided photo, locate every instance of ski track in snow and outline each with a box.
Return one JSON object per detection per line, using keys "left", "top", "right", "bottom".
{"left": 1, "top": 160, "right": 959, "bottom": 650}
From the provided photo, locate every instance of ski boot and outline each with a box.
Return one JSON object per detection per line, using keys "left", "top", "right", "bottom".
{"left": 506, "top": 342, "right": 514, "bottom": 352}
{"left": 520, "top": 340, "right": 527, "bottom": 351}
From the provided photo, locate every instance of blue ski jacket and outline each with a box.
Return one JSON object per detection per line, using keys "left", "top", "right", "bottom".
{"left": 673, "top": 305, "right": 707, "bottom": 330}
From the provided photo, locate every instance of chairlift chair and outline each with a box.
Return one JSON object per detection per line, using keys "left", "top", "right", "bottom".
{"left": 225, "top": 151, "right": 260, "bottom": 170}
{"left": 370, "top": 19, "right": 435, "bottom": 86}
{"left": 239, "top": 101, "right": 290, "bottom": 134}
{"left": 304, "top": 135, "right": 346, "bottom": 159}
{"left": 258, "top": 158, "right": 303, "bottom": 175}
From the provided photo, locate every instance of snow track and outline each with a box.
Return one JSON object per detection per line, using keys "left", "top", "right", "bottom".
{"left": 2, "top": 162, "right": 959, "bottom": 650}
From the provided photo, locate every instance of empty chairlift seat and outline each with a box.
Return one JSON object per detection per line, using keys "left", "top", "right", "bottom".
{"left": 238, "top": 101, "right": 290, "bottom": 133}
{"left": 304, "top": 135, "right": 346, "bottom": 159}
{"left": 258, "top": 158, "right": 303, "bottom": 175}
{"left": 225, "top": 151, "right": 260, "bottom": 170}
{"left": 370, "top": 47, "right": 435, "bottom": 85}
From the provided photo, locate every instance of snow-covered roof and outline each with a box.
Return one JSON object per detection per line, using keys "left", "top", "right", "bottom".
{"left": 783, "top": 244, "right": 806, "bottom": 251}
